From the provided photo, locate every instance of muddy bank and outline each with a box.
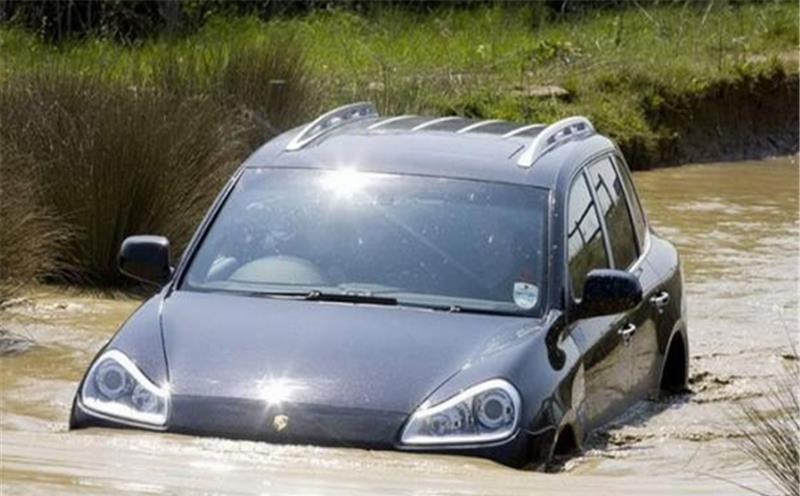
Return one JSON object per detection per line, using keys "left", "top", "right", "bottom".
{"left": 624, "top": 66, "right": 799, "bottom": 169}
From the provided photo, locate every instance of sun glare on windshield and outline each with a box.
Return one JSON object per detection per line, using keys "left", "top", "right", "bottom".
{"left": 319, "top": 169, "right": 371, "bottom": 199}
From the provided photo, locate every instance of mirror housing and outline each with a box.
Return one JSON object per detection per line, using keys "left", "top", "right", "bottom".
{"left": 119, "top": 235, "right": 172, "bottom": 286}
{"left": 578, "top": 269, "right": 643, "bottom": 319}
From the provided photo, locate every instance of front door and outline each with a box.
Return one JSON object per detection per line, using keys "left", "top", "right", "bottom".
{"left": 565, "top": 169, "right": 633, "bottom": 429}
{"left": 586, "top": 157, "right": 661, "bottom": 399}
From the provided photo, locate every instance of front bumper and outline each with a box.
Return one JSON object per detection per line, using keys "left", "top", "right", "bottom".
{"left": 71, "top": 396, "right": 540, "bottom": 467}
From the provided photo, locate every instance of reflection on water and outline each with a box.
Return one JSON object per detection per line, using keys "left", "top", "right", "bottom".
{"left": 1, "top": 156, "right": 797, "bottom": 495}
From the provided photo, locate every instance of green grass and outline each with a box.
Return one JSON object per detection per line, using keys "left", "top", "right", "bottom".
{"left": 1, "top": 2, "right": 796, "bottom": 135}
{"left": 0, "top": 2, "right": 797, "bottom": 287}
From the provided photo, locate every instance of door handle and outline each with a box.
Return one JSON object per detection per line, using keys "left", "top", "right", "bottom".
{"left": 618, "top": 323, "right": 637, "bottom": 345}
{"left": 649, "top": 291, "right": 670, "bottom": 313}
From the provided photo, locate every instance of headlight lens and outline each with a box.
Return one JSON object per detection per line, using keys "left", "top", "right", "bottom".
{"left": 81, "top": 350, "right": 169, "bottom": 426}
{"left": 401, "top": 379, "right": 520, "bottom": 445}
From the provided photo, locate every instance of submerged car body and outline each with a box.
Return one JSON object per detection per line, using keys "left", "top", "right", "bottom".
{"left": 70, "top": 104, "right": 688, "bottom": 467}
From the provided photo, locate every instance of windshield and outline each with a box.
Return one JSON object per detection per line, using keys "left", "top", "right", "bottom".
{"left": 182, "top": 168, "right": 549, "bottom": 316}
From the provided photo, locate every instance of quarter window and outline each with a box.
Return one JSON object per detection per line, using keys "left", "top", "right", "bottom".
{"left": 587, "top": 159, "right": 638, "bottom": 269}
{"left": 613, "top": 156, "right": 647, "bottom": 249}
{"left": 567, "top": 173, "right": 608, "bottom": 299}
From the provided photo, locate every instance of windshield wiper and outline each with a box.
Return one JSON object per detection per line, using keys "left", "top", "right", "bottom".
{"left": 242, "top": 289, "right": 398, "bottom": 306}
{"left": 424, "top": 304, "right": 524, "bottom": 317}
{"left": 304, "top": 290, "right": 398, "bottom": 306}
{"left": 224, "top": 288, "right": 517, "bottom": 314}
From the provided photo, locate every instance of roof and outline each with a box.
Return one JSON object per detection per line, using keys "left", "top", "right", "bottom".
{"left": 241, "top": 104, "right": 617, "bottom": 189}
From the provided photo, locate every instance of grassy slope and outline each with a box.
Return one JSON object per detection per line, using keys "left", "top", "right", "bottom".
{"left": 2, "top": 2, "right": 796, "bottom": 160}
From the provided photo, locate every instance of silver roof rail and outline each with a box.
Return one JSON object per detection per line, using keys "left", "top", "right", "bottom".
{"left": 516, "top": 116, "right": 594, "bottom": 168}
{"left": 456, "top": 119, "right": 503, "bottom": 134}
{"left": 411, "top": 116, "right": 462, "bottom": 131}
{"left": 285, "top": 102, "right": 378, "bottom": 151}
{"left": 367, "top": 115, "right": 416, "bottom": 130}
{"left": 501, "top": 123, "right": 546, "bottom": 139}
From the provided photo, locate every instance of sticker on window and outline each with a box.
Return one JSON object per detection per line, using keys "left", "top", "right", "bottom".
{"left": 513, "top": 282, "right": 539, "bottom": 310}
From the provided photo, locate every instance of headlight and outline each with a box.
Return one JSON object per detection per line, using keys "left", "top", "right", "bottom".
{"left": 400, "top": 379, "right": 521, "bottom": 445}
{"left": 80, "top": 349, "right": 169, "bottom": 426}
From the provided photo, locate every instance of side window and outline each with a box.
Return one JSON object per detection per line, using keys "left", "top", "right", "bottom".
{"left": 587, "top": 158, "right": 638, "bottom": 269}
{"left": 567, "top": 173, "right": 609, "bottom": 299}
{"left": 613, "top": 156, "right": 647, "bottom": 249}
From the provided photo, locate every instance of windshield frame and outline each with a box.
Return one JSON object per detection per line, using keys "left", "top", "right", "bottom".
{"left": 173, "top": 166, "right": 552, "bottom": 318}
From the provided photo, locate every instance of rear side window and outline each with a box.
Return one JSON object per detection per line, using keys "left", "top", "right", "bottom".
{"left": 613, "top": 156, "right": 647, "bottom": 249}
{"left": 587, "top": 159, "right": 638, "bottom": 269}
{"left": 567, "top": 173, "right": 608, "bottom": 299}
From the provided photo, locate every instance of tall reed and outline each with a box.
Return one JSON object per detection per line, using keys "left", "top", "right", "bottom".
{"left": 0, "top": 155, "right": 70, "bottom": 300}
{"left": 1, "top": 70, "right": 241, "bottom": 285}
{"left": 0, "top": 31, "right": 314, "bottom": 286}
{"left": 736, "top": 370, "right": 799, "bottom": 496}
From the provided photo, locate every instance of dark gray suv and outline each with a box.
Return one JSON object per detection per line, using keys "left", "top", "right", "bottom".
{"left": 70, "top": 103, "right": 688, "bottom": 467}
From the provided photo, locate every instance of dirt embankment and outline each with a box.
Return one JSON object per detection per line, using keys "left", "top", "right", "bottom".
{"left": 624, "top": 66, "right": 799, "bottom": 169}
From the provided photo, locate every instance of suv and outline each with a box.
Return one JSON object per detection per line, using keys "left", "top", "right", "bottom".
{"left": 70, "top": 103, "right": 688, "bottom": 467}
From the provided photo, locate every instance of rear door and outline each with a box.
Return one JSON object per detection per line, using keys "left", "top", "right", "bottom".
{"left": 586, "top": 157, "right": 662, "bottom": 398}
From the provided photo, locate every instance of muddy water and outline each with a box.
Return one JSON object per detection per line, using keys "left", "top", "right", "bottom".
{"left": 1, "top": 156, "right": 797, "bottom": 495}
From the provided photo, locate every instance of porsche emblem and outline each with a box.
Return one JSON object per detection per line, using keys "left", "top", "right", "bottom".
{"left": 272, "top": 414, "right": 289, "bottom": 432}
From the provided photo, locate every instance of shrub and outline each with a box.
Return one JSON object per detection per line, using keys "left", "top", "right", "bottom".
{"left": 0, "top": 26, "right": 314, "bottom": 287}
{"left": 0, "top": 70, "right": 246, "bottom": 286}
{"left": 0, "top": 155, "right": 70, "bottom": 300}
{"left": 735, "top": 370, "right": 800, "bottom": 496}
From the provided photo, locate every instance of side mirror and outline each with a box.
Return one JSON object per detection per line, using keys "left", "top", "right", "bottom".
{"left": 578, "top": 269, "right": 642, "bottom": 319}
{"left": 118, "top": 235, "right": 172, "bottom": 286}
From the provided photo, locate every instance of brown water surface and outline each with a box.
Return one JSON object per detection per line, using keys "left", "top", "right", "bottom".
{"left": 1, "top": 156, "right": 797, "bottom": 495}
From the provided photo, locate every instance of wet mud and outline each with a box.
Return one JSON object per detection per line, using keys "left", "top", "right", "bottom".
{"left": 1, "top": 156, "right": 797, "bottom": 495}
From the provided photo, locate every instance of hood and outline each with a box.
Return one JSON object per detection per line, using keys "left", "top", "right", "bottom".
{"left": 161, "top": 290, "right": 541, "bottom": 415}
